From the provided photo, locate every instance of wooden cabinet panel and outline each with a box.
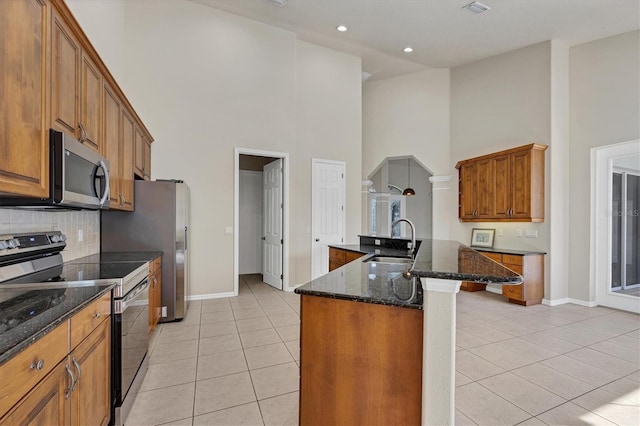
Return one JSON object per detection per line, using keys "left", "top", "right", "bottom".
{"left": 457, "top": 144, "right": 547, "bottom": 222}
{"left": 69, "top": 319, "right": 110, "bottom": 426}
{"left": 300, "top": 295, "right": 422, "bottom": 425}
{"left": 502, "top": 284, "right": 524, "bottom": 301}
{"left": 0, "top": 0, "right": 49, "bottom": 198}
{"left": 0, "top": 361, "right": 68, "bottom": 426}
{"left": 0, "top": 323, "right": 68, "bottom": 417}
{"left": 80, "top": 52, "right": 102, "bottom": 152}
{"left": 120, "top": 110, "right": 135, "bottom": 211}
{"left": 70, "top": 293, "right": 111, "bottom": 349}
{"left": 134, "top": 127, "right": 144, "bottom": 177}
{"left": 479, "top": 251, "right": 502, "bottom": 263}
{"left": 103, "top": 82, "right": 121, "bottom": 208}
{"left": 328, "top": 247, "right": 363, "bottom": 271}
{"left": 149, "top": 256, "right": 162, "bottom": 331}
{"left": 50, "top": 7, "right": 80, "bottom": 137}
{"left": 143, "top": 138, "right": 151, "bottom": 180}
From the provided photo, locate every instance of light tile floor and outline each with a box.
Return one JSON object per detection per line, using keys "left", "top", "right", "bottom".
{"left": 127, "top": 275, "right": 639, "bottom": 425}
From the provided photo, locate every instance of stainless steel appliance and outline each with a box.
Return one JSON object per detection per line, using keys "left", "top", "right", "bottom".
{"left": 0, "top": 231, "right": 149, "bottom": 426}
{"left": 1, "top": 129, "right": 110, "bottom": 209}
{"left": 102, "top": 180, "right": 190, "bottom": 322}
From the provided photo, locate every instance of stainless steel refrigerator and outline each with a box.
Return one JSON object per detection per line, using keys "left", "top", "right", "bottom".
{"left": 102, "top": 180, "right": 189, "bottom": 322}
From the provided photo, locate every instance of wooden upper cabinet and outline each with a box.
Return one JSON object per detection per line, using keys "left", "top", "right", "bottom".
{"left": 79, "top": 52, "right": 102, "bottom": 152}
{"left": 103, "top": 82, "right": 122, "bottom": 209}
{"left": 134, "top": 127, "right": 152, "bottom": 181}
{"left": 143, "top": 137, "right": 152, "bottom": 180}
{"left": 50, "top": 5, "right": 103, "bottom": 153}
{"left": 457, "top": 144, "right": 547, "bottom": 222}
{"left": 50, "top": 7, "right": 80, "bottom": 137}
{"left": 120, "top": 110, "right": 135, "bottom": 211}
{"left": 0, "top": 0, "right": 49, "bottom": 198}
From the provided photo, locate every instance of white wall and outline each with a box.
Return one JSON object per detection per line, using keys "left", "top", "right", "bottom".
{"left": 570, "top": 30, "right": 640, "bottom": 302}
{"left": 239, "top": 171, "right": 263, "bottom": 274}
{"left": 115, "top": 0, "right": 361, "bottom": 294}
{"left": 362, "top": 68, "right": 450, "bottom": 238}
{"left": 450, "top": 42, "right": 553, "bottom": 295}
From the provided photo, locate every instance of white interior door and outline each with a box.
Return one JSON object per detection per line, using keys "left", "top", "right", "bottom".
{"left": 312, "top": 159, "right": 345, "bottom": 279}
{"left": 263, "top": 159, "right": 283, "bottom": 289}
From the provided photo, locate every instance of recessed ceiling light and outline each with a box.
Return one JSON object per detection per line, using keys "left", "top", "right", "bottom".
{"left": 403, "top": 47, "right": 414, "bottom": 53}
{"left": 336, "top": 25, "right": 348, "bottom": 32}
{"left": 463, "top": 1, "right": 491, "bottom": 14}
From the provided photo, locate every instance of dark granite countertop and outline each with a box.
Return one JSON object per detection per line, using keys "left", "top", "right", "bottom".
{"left": 296, "top": 239, "right": 523, "bottom": 309}
{"left": 468, "top": 247, "right": 547, "bottom": 256}
{"left": 411, "top": 240, "right": 524, "bottom": 284}
{"left": 295, "top": 255, "right": 422, "bottom": 309}
{"left": 68, "top": 251, "right": 163, "bottom": 263}
{"left": 328, "top": 243, "right": 412, "bottom": 258}
{"left": 0, "top": 283, "right": 114, "bottom": 365}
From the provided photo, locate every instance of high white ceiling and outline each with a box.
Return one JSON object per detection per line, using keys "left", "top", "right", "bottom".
{"left": 190, "top": 0, "right": 639, "bottom": 80}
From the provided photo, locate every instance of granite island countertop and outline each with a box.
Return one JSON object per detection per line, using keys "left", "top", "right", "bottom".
{"left": 296, "top": 239, "right": 523, "bottom": 309}
{"left": 0, "top": 283, "right": 114, "bottom": 365}
{"left": 68, "top": 251, "right": 164, "bottom": 263}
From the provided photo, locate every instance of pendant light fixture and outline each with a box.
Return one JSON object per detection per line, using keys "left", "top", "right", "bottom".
{"left": 403, "top": 158, "right": 415, "bottom": 196}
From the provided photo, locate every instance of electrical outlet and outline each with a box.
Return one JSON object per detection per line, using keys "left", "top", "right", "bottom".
{"left": 374, "top": 239, "right": 381, "bottom": 245}
{"left": 161, "top": 306, "right": 167, "bottom": 317}
{"left": 516, "top": 229, "right": 523, "bottom": 237}
{"left": 78, "top": 229, "right": 83, "bottom": 242}
{"left": 525, "top": 229, "right": 538, "bottom": 238}
{"left": 375, "top": 249, "right": 381, "bottom": 254}
{"left": 497, "top": 229, "right": 504, "bottom": 237}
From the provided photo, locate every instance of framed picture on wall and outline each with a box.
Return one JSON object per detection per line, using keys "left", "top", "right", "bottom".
{"left": 470, "top": 228, "right": 495, "bottom": 248}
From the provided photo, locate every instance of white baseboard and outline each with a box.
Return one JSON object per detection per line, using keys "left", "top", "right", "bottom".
{"left": 188, "top": 292, "right": 236, "bottom": 301}
{"left": 542, "top": 298, "right": 598, "bottom": 307}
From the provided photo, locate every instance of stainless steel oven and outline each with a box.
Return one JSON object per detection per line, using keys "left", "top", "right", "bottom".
{"left": 112, "top": 270, "right": 150, "bottom": 426}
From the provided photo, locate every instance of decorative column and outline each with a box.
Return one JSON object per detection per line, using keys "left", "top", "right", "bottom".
{"left": 421, "top": 277, "right": 462, "bottom": 426}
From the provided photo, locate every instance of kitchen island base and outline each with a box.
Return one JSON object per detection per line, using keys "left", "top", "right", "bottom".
{"left": 299, "top": 294, "right": 423, "bottom": 425}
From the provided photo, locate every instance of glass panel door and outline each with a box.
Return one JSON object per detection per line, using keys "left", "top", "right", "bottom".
{"left": 611, "top": 169, "right": 640, "bottom": 296}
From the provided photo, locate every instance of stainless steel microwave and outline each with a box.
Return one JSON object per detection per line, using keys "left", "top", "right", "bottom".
{"left": 1, "top": 129, "right": 110, "bottom": 209}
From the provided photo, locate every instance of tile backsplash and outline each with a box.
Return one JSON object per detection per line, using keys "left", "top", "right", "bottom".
{"left": 0, "top": 208, "right": 99, "bottom": 261}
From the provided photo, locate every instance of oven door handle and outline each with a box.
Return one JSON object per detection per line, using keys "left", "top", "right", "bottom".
{"left": 118, "top": 279, "right": 149, "bottom": 313}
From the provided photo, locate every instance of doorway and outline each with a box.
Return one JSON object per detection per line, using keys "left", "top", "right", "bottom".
{"left": 234, "top": 148, "right": 290, "bottom": 296}
{"left": 592, "top": 140, "right": 640, "bottom": 313}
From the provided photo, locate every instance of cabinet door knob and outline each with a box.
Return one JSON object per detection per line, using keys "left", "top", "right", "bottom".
{"left": 92, "top": 311, "right": 101, "bottom": 319}
{"left": 30, "top": 359, "right": 45, "bottom": 370}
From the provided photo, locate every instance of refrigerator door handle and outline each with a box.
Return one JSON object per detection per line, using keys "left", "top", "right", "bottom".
{"left": 184, "top": 226, "right": 188, "bottom": 251}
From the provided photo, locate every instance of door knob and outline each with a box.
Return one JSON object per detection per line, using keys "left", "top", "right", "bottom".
{"left": 315, "top": 238, "right": 320, "bottom": 242}
{"left": 261, "top": 237, "right": 266, "bottom": 241}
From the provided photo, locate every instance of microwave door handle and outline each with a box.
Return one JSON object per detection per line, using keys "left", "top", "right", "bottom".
{"left": 97, "top": 160, "right": 110, "bottom": 207}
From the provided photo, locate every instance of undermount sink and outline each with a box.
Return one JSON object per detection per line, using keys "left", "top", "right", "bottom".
{"left": 364, "top": 256, "right": 413, "bottom": 264}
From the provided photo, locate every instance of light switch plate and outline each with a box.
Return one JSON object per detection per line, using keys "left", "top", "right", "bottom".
{"left": 497, "top": 229, "right": 503, "bottom": 237}
{"left": 516, "top": 229, "right": 523, "bottom": 237}
{"left": 374, "top": 239, "right": 381, "bottom": 245}
{"left": 525, "top": 229, "right": 538, "bottom": 238}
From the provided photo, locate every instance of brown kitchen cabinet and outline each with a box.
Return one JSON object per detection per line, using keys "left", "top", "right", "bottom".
{"left": 0, "top": 0, "right": 50, "bottom": 198}
{"left": 0, "top": 293, "right": 111, "bottom": 425}
{"left": 459, "top": 250, "right": 502, "bottom": 292}
{"left": 328, "top": 247, "right": 364, "bottom": 271}
{"left": 300, "top": 295, "right": 422, "bottom": 425}
{"left": 1, "top": 0, "right": 154, "bottom": 202}
{"left": 134, "top": 127, "right": 153, "bottom": 180}
{"left": 149, "top": 256, "right": 162, "bottom": 331}
{"left": 457, "top": 143, "right": 547, "bottom": 222}
{"left": 460, "top": 250, "right": 544, "bottom": 306}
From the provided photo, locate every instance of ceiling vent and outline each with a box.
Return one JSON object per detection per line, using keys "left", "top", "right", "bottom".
{"left": 463, "top": 1, "right": 491, "bottom": 14}
{"left": 264, "top": 0, "right": 287, "bottom": 6}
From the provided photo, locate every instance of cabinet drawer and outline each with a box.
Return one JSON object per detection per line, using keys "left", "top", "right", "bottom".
{"left": 502, "top": 284, "right": 523, "bottom": 301}
{"left": 479, "top": 251, "right": 502, "bottom": 263}
{"left": 502, "top": 254, "right": 523, "bottom": 265}
{"left": 152, "top": 256, "right": 161, "bottom": 274}
{"left": 503, "top": 263, "right": 523, "bottom": 275}
{"left": 70, "top": 293, "right": 111, "bottom": 349}
{"left": 0, "top": 322, "right": 68, "bottom": 416}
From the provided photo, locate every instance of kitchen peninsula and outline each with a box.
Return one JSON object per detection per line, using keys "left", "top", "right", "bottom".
{"left": 295, "top": 239, "right": 522, "bottom": 425}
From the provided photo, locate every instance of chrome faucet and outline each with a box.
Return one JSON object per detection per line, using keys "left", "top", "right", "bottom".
{"left": 392, "top": 218, "right": 416, "bottom": 259}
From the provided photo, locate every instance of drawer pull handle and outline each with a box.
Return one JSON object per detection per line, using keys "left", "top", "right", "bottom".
{"left": 65, "top": 364, "right": 76, "bottom": 399}
{"left": 92, "top": 311, "right": 102, "bottom": 319}
{"left": 72, "top": 357, "right": 81, "bottom": 391}
{"left": 30, "top": 359, "right": 45, "bottom": 371}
